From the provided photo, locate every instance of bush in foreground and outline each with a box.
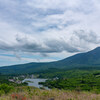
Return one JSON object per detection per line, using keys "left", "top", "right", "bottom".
{"left": 0, "top": 84, "right": 14, "bottom": 95}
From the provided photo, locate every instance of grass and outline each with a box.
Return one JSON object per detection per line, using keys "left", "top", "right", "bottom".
{"left": 0, "top": 86, "right": 100, "bottom": 100}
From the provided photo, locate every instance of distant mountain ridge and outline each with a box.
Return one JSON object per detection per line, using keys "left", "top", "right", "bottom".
{"left": 1, "top": 47, "right": 100, "bottom": 74}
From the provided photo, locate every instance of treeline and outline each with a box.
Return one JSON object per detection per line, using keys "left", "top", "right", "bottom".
{"left": 37, "top": 68, "right": 100, "bottom": 93}
{"left": 37, "top": 68, "right": 100, "bottom": 79}
{"left": 40, "top": 73, "right": 100, "bottom": 93}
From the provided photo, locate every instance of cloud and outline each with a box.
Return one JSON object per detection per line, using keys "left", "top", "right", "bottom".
{"left": 13, "top": 52, "right": 21, "bottom": 60}
{"left": 0, "top": 0, "right": 100, "bottom": 65}
{"left": 0, "top": 34, "right": 80, "bottom": 54}
{"left": 73, "top": 30, "right": 100, "bottom": 44}
{"left": 45, "top": 39, "right": 79, "bottom": 53}
{"left": 0, "top": 54, "right": 56, "bottom": 66}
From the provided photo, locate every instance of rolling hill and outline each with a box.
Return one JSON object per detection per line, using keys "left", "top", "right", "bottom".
{"left": 1, "top": 47, "right": 100, "bottom": 74}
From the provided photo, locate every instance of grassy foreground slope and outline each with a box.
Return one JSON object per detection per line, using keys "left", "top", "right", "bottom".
{"left": 1, "top": 86, "right": 100, "bottom": 100}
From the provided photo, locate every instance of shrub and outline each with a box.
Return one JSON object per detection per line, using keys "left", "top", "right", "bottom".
{"left": 11, "top": 93, "right": 27, "bottom": 100}
{"left": 0, "top": 84, "right": 14, "bottom": 94}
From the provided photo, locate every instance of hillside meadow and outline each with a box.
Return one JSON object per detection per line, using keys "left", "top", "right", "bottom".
{"left": 0, "top": 86, "right": 100, "bottom": 100}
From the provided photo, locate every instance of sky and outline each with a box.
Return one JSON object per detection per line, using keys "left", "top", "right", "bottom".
{"left": 0, "top": 0, "right": 100, "bottom": 66}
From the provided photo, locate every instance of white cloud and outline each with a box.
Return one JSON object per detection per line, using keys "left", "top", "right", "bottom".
{"left": 0, "top": 0, "right": 100, "bottom": 65}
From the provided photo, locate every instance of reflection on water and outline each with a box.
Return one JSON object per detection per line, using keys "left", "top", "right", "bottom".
{"left": 23, "top": 78, "right": 49, "bottom": 89}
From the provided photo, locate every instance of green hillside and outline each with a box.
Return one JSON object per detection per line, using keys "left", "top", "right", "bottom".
{"left": 1, "top": 47, "right": 100, "bottom": 74}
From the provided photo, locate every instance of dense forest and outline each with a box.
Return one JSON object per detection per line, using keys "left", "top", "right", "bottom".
{"left": 36, "top": 68, "right": 100, "bottom": 78}
{"left": 40, "top": 74, "right": 100, "bottom": 93}
{"left": 37, "top": 69, "right": 100, "bottom": 93}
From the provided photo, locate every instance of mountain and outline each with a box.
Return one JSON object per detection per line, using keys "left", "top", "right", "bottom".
{"left": 1, "top": 47, "right": 100, "bottom": 74}
{"left": 58, "top": 47, "right": 100, "bottom": 66}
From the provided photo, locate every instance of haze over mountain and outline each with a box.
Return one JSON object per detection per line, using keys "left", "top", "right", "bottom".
{"left": 0, "top": 47, "right": 100, "bottom": 74}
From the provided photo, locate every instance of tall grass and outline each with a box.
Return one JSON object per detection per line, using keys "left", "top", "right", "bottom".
{"left": 0, "top": 86, "right": 100, "bottom": 100}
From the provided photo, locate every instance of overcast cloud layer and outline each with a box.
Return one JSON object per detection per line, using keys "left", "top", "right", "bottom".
{"left": 0, "top": 0, "right": 100, "bottom": 66}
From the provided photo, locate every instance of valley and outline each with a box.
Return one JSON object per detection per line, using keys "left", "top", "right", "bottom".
{"left": 0, "top": 47, "right": 100, "bottom": 99}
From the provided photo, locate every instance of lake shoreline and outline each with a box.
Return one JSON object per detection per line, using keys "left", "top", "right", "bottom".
{"left": 22, "top": 78, "right": 49, "bottom": 90}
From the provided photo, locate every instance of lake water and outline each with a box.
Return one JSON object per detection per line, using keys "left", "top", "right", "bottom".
{"left": 22, "top": 78, "right": 49, "bottom": 89}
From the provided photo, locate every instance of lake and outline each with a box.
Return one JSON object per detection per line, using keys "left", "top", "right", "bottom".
{"left": 22, "top": 78, "right": 49, "bottom": 89}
